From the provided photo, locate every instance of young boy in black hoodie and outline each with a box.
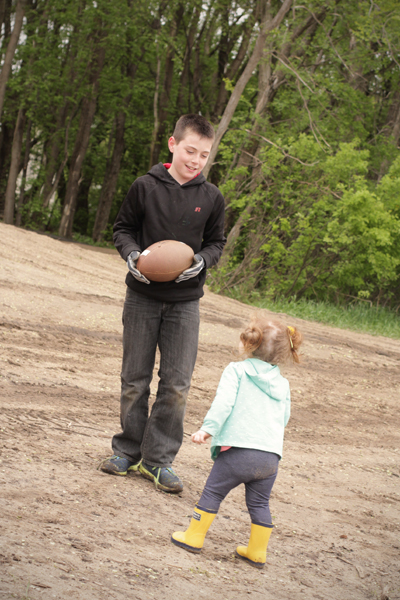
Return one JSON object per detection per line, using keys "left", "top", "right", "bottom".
{"left": 101, "top": 114, "right": 226, "bottom": 493}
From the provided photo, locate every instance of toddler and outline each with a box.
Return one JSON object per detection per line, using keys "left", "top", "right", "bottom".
{"left": 171, "top": 313, "right": 302, "bottom": 568}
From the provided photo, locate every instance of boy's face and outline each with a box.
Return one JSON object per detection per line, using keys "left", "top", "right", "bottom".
{"left": 167, "top": 130, "right": 213, "bottom": 185}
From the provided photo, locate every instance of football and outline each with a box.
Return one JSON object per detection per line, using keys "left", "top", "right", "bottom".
{"left": 137, "top": 240, "right": 194, "bottom": 282}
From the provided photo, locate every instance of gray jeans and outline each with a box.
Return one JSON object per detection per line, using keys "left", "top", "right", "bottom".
{"left": 112, "top": 286, "right": 200, "bottom": 467}
{"left": 197, "top": 447, "right": 279, "bottom": 526}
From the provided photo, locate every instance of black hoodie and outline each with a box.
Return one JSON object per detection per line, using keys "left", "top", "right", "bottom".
{"left": 113, "top": 163, "right": 226, "bottom": 302}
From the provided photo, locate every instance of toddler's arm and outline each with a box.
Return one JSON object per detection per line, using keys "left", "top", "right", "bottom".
{"left": 191, "top": 430, "right": 211, "bottom": 444}
{"left": 200, "top": 362, "right": 240, "bottom": 437}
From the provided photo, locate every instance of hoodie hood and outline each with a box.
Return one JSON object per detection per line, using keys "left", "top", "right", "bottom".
{"left": 148, "top": 162, "right": 206, "bottom": 188}
{"left": 243, "top": 358, "right": 287, "bottom": 402}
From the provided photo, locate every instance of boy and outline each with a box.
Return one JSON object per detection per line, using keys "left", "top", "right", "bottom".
{"left": 101, "top": 114, "right": 226, "bottom": 493}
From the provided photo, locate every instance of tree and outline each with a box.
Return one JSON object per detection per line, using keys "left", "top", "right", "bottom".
{"left": 202, "top": 0, "right": 293, "bottom": 178}
{"left": 0, "top": 0, "right": 399, "bottom": 306}
{"left": 0, "top": 0, "right": 26, "bottom": 122}
{"left": 3, "top": 107, "right": 24, "bottom": 223}
{"left": 58, "top": 42, "right": 106, "bottom": 237}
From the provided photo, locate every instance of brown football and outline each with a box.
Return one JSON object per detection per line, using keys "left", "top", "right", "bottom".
{"left": 137, "top": 240, "right": 194, "bottom": 282}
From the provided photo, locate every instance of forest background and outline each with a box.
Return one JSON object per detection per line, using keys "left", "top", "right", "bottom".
{"left": 0, "top": 0, "right": 399, "bottom": 310}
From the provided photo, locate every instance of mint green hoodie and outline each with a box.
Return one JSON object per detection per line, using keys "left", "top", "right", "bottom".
{"left": 201, "top": 358, "right": 291, "bottom": 460}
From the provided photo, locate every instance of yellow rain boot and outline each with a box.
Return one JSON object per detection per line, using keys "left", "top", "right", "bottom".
{"left": 235, "top": 523, "right": 273, "bottom": 568}
{"left": 171, "top": 507, "right": 216, "bottom": 553}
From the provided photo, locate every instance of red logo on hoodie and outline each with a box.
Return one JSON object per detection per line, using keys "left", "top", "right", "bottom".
{"left": 195, "top": 207, "right": 201, "bottom": 212}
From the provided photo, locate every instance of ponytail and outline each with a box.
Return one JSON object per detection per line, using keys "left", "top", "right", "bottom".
{"left": 287, "top": 325, "right": 302, "bottom": 364}
{"left": 240, "top": 325, "right": 263, "bottom": 355}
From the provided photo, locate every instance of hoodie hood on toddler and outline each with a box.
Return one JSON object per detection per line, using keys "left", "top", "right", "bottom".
{"left": 242, "top": 358, "right": 287, "bottom": 402}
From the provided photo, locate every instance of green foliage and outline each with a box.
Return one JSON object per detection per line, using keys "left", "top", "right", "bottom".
{"left": 1, "top": 0, "right": 400, "bottom": 311}
{"left": 211, "top": 138, "right": 400, "bottom": 307}
{"left": 208, "top": 0, "right": 400, "bottom": 309}
{"left": 71, "top": 232, "right": 114, "bottom": 248}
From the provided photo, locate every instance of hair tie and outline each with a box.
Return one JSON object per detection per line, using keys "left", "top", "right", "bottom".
{"left": 287, "top": 326, "right": 294, "bottom": 349}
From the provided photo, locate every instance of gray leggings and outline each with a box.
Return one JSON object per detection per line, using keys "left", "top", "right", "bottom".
{"left": 197, "top": 447, "right": 279, "bottom": 526}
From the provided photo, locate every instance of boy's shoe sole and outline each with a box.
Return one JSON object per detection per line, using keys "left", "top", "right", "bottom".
{"left": 139, "top": 462, "right": 183, "bottom": 493}
{"left": 99, "top": 455, "right": 141, "bottom": 476}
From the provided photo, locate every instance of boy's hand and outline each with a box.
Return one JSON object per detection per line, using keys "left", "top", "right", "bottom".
{"left": 175, "top": 254, "right": 204, "bottom": 283}
{"left": 191, "top": 430, "right": 211, "bottom": 444}
{"left": 127, "top": 251, "right": 150, "bottom": 284}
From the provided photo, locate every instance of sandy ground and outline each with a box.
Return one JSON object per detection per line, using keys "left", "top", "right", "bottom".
{"left": 0, "top": 222, "right": 399, "bottom": 600}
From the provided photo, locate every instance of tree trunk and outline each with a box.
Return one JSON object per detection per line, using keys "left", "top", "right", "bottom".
{"left": 192, "top": 0, "right": 213, "bottom": 112}
{"left": 42, "top": 101, "right": 70, "bottom": 208}
{"left": 149, "top": 3, "right": 184, "bottom": 165}
{"left": 220, "top": 7, "right": 326, "bottom": 265}
{"left": 3, "top": 107, "right": 25, "bottom": 224}
{"left": 378, "top": 88, "right": 400, "bottom": 180}
{"left": 41, "top": 7, "right": 81, "bottom": 208}
{"left": 217, "top": 203, "right": 254, "bottom": 272}
{"left": 0, "top": 116, "right": 14, "bottom": 215}
{"left": 73, "top": 169, "right": 93, "bottom": 235}
{"left": 58, "top": 96, "right": 98, "bottom": 238}
{"left": 213, "top": 10, "right": 257, "bottom": 118}
{"left": 0, "top": 0, "right": 12, "bottom": 47}
{"left": 58, "top": 45, "right": 105, "bottom": 238}
{"left": 0, "top": 0, "right": 7, "bottom": 34}
{"left": 148, "top": 44, "right": 161, "bottom": 171}
{"left": 92, "top": 110, "right": 126, "bottom": 242}
{"left": 0, "top": 0, "right": 26, "bottom": 122}
{"left": 42, "top": 111, "right": 74, "bottom": 210}
{"left": 231, "top": 8, "right": 325, "bottom": 188}
{"left": 15, "top": 117, "right": 31, "bottom": 226}
{"left": 202, "top": 0, "right": 293, "bottom": 179}
{"left": 93, "top": 43, "right": 142, "bottom": 242}
{"left": 176, "top": 2, "right": 201, "bottom": 114}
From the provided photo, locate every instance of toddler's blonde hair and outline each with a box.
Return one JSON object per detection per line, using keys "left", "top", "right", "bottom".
{"left": 240, "top": 311, "right": 302, "bottom": 365}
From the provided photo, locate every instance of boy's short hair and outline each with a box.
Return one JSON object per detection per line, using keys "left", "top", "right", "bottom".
{"left": 173, "top": 114, "right": 215, "bottom": 143}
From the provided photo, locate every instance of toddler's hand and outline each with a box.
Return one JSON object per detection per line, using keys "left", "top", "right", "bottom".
{"left": 191, "top": 430, "right": 211, "bottom": 444}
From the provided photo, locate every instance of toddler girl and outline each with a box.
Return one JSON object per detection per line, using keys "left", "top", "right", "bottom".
{"left": 171, "top": 313, "right": 302, "bottom": 568}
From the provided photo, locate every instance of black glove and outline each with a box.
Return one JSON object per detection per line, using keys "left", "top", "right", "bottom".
{"left": 127, "top": 251, "right": 150, "bottom": 284}
{"left": 175, "top": 254, "right": 204, "bottom": 283}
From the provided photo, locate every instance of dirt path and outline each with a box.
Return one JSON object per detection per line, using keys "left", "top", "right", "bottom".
{"left": 0, "top": 222, "right": 399, "bottom": 600}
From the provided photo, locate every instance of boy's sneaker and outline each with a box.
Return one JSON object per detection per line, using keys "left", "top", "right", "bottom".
{"left": 100, "top": 455, "right": 140, "bottom": 476}
{"left": 139, "top": 461, "right": 183, "bottom": 493}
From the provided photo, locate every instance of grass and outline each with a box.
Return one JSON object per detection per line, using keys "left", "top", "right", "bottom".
{"left": 72, "top": 232, "right": 114, "bottom": 248}
{"left": 230, "top": 295, "right": 400, "bottom": 339}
